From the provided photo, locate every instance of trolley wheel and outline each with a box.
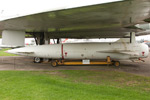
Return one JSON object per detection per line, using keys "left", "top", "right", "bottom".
{"left": 34, "top": 57, "right": 43, "bottom": 63}
{"left": 51, "top": 60, "right": 58, "bottom": 67}
{"left": 114, "top": 61, "right": 120, "bottom": 67}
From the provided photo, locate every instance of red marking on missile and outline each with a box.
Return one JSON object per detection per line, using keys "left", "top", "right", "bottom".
{"left": 61, "top": 44, "right": 64, "bottom": 59}
{"left": 142, "top": 52, "right": 145, "bottom": 56}
{"left": 65, "top": 52, "right": 68, "bottom": 57}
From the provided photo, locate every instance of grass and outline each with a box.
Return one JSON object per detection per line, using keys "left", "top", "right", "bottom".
{"left": 0, "top": 70, "right": 150, "bottom": 100}
{"left": 0, "top": 48, "right": 18, "bottom": 56}
{"left": 58, "top": 70, "right": 150, "bottom": 92}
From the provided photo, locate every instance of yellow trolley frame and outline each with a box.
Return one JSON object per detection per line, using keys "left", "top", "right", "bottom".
{"left": 51, "top": 56, "right": 120, "bottom": 67}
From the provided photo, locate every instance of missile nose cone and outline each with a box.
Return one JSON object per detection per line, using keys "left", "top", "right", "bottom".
{"left": 4, "top": 50, "right": 8, "bottom": 53}
{"left": 6, "top": 49, "right": 18, "bottom": 54}
{"left": 6, "top": 47, "right": 35, "bottom": 56}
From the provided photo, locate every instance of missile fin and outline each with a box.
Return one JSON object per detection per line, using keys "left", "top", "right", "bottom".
{"left": 97, "top": 50, "right": 139, "bottom": 56}
{"left": 17, "top": 52, "right": 34, "bottom": 54}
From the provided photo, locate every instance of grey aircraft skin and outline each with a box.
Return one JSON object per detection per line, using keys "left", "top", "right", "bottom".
{"left": 0, "top": 0, "right": 150, "bottom": 38}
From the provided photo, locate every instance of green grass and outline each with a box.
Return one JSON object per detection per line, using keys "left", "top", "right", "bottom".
{"left": 0, "top": 48, "right": 18, "bottom": 56}
{"left": 0, "top": 70, "right": 150, "bottom": 100}
{"left": 58, "top": 70, "right": 150, "bottom": 91}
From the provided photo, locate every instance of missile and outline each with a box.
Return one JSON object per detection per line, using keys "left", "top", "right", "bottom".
{"left": 7, "top": 43, "right": 149, "bottom": 60}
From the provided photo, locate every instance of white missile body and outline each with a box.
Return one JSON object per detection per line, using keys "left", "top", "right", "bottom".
{"left": 7, "top": 43, "right": 149, "bottom": 60}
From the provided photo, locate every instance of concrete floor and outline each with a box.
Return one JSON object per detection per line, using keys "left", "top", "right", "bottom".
{"left": 0, "top": 54, "right": 150, "bottom": 77}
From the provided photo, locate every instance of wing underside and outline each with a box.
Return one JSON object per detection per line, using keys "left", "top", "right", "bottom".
{"left": 0, "top": 0, "right": 150, "bottom": 38}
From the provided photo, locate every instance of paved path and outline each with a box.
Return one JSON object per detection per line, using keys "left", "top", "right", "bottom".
{"left": 0, "top": 55, "right": 150, "bottom": 77}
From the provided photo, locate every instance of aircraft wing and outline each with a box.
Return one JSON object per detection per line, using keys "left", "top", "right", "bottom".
{"left": 0, "top": 0, "right": 150, "bottom": 38}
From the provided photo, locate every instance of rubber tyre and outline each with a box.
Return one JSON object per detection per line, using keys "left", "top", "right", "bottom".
{"left": 51, "top": 60, "right": 58, "bottom": 67}
{"left": 114, "top": 61, "right": 120, "bottom": 67}
{"left": 34, "top": 57, "right": 43, "bottom": 63}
